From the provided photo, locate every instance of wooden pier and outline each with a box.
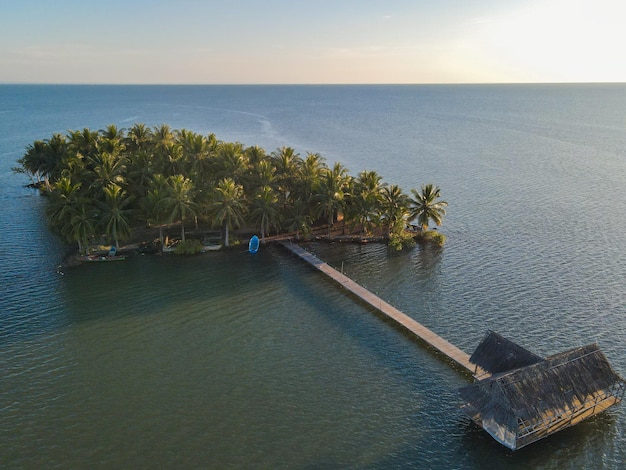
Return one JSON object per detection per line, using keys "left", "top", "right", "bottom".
{"left": 280, "top": 242, "right": 486, "bottom": 378}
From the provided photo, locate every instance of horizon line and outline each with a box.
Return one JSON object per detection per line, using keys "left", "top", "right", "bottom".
{"left": 2, "top": 81, "right": 625, "bottom": 87}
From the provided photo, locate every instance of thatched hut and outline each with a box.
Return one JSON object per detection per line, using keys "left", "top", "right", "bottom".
{"left": 468, "top": 330, "right": 544, "bottom": 378}
{"left": 460, "top": 333, "right": 626, "bottom": 450}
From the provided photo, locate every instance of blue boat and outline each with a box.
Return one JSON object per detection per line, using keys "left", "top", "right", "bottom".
{"left": 248, "top": 235, "right": 260, "bottom": 253}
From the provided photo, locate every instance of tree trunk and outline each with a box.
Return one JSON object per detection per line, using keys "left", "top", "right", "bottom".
{"left": 223, "top": 221, "right": 230, "bottom": 247}
{"left": 328, "top": 213, "right": 333, "bottom": 239}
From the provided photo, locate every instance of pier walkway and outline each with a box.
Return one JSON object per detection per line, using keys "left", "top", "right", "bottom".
{"left": 280, "top": 241, "right": 486, "bottom": 378}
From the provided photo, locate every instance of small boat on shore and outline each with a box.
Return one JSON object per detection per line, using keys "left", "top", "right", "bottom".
{"left": 80, "top": 246, "right": 126, "bottom": 262}
{"left": 248, "top": 235, "right": 260, "bottom": 253}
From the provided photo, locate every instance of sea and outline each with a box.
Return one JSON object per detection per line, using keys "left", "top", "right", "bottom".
{"left": 1, "top": 84, "right": 626, "bottom": 469}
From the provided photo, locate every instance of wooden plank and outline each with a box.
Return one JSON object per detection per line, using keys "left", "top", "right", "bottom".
{"left": 281, "top": 242, "right": 487, "bottom": 378}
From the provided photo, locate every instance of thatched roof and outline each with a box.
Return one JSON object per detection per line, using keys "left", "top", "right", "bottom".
{"left": 469, "top": 330, "right": 544, "bottom": 375}
{"left": 460, "top": 343, "right": 626, "bottom": 449}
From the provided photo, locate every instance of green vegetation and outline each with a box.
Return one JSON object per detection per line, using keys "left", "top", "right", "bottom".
{"left": 174, "top": 239, "right": 203, "bottom": 255}
{"left": 14, "top": 124, "right": 448, "bottom": 253}
{"left": 419, "top": 229, "right": 447, "bottom": 247}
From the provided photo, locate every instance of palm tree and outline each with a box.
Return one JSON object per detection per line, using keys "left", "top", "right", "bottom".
{"left": 179, "top": 130, "right": 213, "bottom": 190}
{"left": 380, "top": 184, "right": 409, "bottom": 234}
{"left": 347, "top": 192, "right": 380, "bottom": 240}
{"left": 17, "top": 134, "right": 70, "bottom": 189}
{"left": 272, "top": 146, "right": 303, "bottom": 206}
{"left": 246, "top": 158, "right": 276, "bottom": 196}
{"left": 313, "top": 162, "right": 350, "bottom": 238}
{"left": 408, "top": 184, "right": 448, "bottom": 230}
{"left": 214, "top": 141, "right": 247, "bottom": 185}
{"left": 47, "top": 177, "right": 95, "bottom": 252}
{"left": 87, "top": 151, "right": 127, "bottom": 199}
{"left": 16, "top": 140, "right": 48, "bottom": 187}
{"left": 245, "top": 145, "right": 267, "bottom": 168}
{"left": 152, "top": 124, "right": 175, "bottom": 152}
{"left": 159, "top": 142, "right": 184, "bottom": 177}
{"left": 207, "top": 178, "right": 246, "bottom": 247}
{"left": 284, "top": 199, "right": 312, "bottom": 241}
{"left": 151, "top": 124, "right": 177, "bottom": 175}
{"left": 69, "top": 205, "right": 98, "bottom": 255}
{"left": 125, "top": 123, "right": 152, "bottom": 153}
{"left": 249, "top": 186, "right": 281, "bottom": 242}
{"left": 99, "top": 124, "right": 126, "bottom": 154}
{"left": 139, "top": 182, "right": 169, "bottom": 247}
{"left": 126, "top": 150, "right": 156, "bottom": 200}
{"left": 294, "top": 152, "right": 326, "bottom": 205}
{"left": 346, "top": 170, "right": 384, "bottom": 239}
{"left": 98, "top": 183, "right": 133, "bottom": 249}
{"left": 162, "top": 175, "right": 196, "bottom": 242}
{"left": 68, "top": 128, "right": 99, "bottom": 160}
{"left": 44, "top": 133, "right": 71, "bottom": 186}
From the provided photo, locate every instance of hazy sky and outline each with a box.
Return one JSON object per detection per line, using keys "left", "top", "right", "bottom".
{"left": 1, "top": 0, "right": 625, "bottom": 84}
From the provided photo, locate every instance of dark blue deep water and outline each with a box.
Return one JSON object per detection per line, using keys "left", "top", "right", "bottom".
{"left": 1, "top": 84, "right": 626, "bottom": 468}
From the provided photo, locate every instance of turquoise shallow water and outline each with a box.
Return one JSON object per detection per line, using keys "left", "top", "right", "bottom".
{"left": 1, "top": 84, "right": 626, "bottom": 468}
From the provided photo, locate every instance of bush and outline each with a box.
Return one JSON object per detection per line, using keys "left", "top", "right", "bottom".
{"left": 419, "top": 229, "right": 446, "bottom": 246}
{"left": 388, "top": 227, "right": 416, "bottom": 251}
{"left": 174, "top": 239, "right": 203, "bottom": 255}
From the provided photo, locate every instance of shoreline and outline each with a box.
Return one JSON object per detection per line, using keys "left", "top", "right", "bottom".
{"left": 61, "top": 225, "right": 389, "bottom": 267}
{"left": 59, "top": 222, "right": 432, "bottom": 267}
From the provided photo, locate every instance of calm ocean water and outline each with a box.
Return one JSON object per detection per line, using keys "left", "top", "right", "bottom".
{"left": 1, "top": 84, "right": 626, "bottom": 468}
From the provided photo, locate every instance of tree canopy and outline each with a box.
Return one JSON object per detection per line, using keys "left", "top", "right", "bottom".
{"left": 15, "top": 124, "right": 447, "bottom": 251}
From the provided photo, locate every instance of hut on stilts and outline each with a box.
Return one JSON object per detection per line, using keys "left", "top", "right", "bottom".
{"left": 459, "top": 331, "right": 626, "bottom": 451}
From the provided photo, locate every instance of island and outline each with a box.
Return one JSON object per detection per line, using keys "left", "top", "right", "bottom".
{"left": 14, "top": 124, "right": 448, "bottom": 259}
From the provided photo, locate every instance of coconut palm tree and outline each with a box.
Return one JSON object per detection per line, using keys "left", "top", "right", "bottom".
{"left": 18, "top": 134, "right": 70, "bottom": 189}
{"left": 152, "top": 124, "right": 175, "bottom": 152}
{"left": 125, "top": 123, "right": 152, "bottom": 153}
{"left": 44, "top": 133, "right": 71, "bottom": 186}
{"left": 158, "top": 142, "right": 184, "bottom": 177}
{"left": 16, "top": 140, "right": 48, "bottom": 187}
{"left": 346, "top": 170, "right": 385, "bottom": 239}
{"left": 179, "top": 131, "right": 213, "bottom": 191}
{"left": 245, "top": 145, "right": 267, "bottom": 168}
{"left": 69, "top": 205, "right": 98, "bottom": 255}
{"left": 214, "top": 141, "right": 248, "bottom": 185}
{"left": 87, "top": 151, "right": 127, "bottom": 199}
{"left": 380, "top": 184, "right": 409, "bottom": 233}
{"left": 379, "top": 184, "right": 413, "bottom": 250}
{"left": 284, "top": 199, "right": 312, "bottom": 241}
{"left": 162, "top": 175, "right": 196, "bottom": 242}
{"left": 295, "top": 152, "right": 326, "bottom": 204}
{"left": 246, "top": 158, "right": 276, "bottom": 196}
{"left": 98, "top": 183, "right": 133, "bottom": 249}
{"left": 99, "top": 124, "right": 126, "bottom": 154}
{"left": 249, "top": 186, "right": 281, "bottom": 242}
{"left": 126, "top": 150, "right": 156, "bottom": 201}
{"left": 313, "top": 162, "right": 350, "bottom": 239}
{"left": 207, "top": 177, "right": 246, "bottom": 247}
{"left": 347, "top": 181, "right": 382, "bottom": 240}
{"left": 272, "top": 146, "right": 303, "bottom": 206}
{"left": 408, "top": 184, "right": 448, "bottom": 230}
{"left": 139, "top": 182, "right": 169, "bottom": 247}
{"left": 47, "top": 176, "right": 96, "bottom": 252}
{"left": 68, "top": 128, "right": 99, "bottom": 160}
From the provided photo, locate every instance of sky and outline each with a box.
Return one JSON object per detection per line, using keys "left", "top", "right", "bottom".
{"left": 1, "top": 0, "right": 625, "bottom": 84}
